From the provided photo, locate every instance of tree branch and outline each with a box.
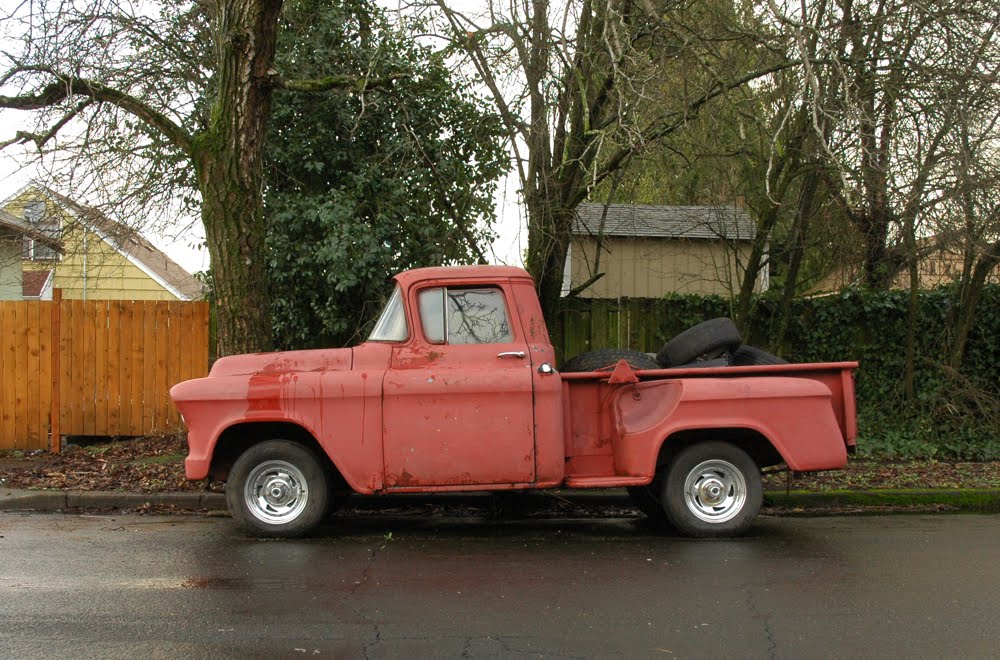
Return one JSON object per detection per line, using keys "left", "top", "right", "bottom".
{"left": 0, "top": 67, "right": 193, "bottom": 153}
{"left": 586, "top": 58, "right": 806, "bottom": 200}
{"left": 271, "top": 72, "right": 407, "bottom": 92}
{"left": 566, "top": 271, "right": 604, "bottom": 297}
{"left": 0, "top": 98, "right": 94, "bottom": 149}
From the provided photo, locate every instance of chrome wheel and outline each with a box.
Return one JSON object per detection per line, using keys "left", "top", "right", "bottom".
{"left": 682, "top": 459, "right": 747, "bottom": 524}
{"left": 244, "top": 460, "right": 309, "bottom": 525}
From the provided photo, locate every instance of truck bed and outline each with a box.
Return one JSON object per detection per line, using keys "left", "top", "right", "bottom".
{"left": 559, "top": 361, "right": 858, "bottom": 487}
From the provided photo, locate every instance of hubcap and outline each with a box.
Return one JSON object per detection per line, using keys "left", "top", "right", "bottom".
{"left": 244, "top": 460, "right": 309, "bottom": 525}
{"left": 683, "top": 459, "right": 747, "bottom": 523}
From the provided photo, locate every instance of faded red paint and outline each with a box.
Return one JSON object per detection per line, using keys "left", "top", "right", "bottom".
{"left": 171, "top": 265, "right": 858, "bottom": 496}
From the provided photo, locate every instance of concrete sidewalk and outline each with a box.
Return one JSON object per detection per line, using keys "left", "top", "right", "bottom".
{"left": 3, "top": 486, "right": 1000, "bottom": 515}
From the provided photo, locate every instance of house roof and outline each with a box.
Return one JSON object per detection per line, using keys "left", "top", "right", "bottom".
{"left": 573, "top": 203, "right": 757, "bottom": 241}
{"left": 22, "top": 269, "right": 53, "bottom": 298}
{"left": 0, "top": 208, "right": 64, "bottom": 252}
{"left": 4, "top": 185, "right": 203, "bottom": 301}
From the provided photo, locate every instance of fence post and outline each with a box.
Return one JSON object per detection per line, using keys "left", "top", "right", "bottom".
{"left": 50, "top": 288, "right": 61, "bottom": 453}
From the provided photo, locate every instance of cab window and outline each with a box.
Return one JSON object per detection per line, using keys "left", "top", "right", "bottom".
{"left": 418, "top": 287, "right": 514, "bottom": 345}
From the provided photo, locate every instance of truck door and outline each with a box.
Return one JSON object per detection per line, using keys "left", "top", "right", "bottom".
{"left": 382, "top": 284, "right": 536, "bottom": 488}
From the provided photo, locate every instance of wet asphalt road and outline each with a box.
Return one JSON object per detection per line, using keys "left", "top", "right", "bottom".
{"left": 1, "top": 512, "right": 999, "bottom": 659}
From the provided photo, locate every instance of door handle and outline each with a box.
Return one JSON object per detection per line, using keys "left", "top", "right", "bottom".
{"left": 497, "top": 351, "right": 526, "bottom": 359}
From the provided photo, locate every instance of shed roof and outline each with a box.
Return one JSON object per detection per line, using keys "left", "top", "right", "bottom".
{"left": 573, "top": 203, "right": 756, "bottom": 241}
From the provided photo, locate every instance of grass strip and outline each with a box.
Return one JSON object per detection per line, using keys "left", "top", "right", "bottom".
{"left": 765, "top": 489, "right": 1000, "bottom": 511}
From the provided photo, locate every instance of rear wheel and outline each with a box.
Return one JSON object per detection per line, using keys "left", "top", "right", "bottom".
{"left": 661, "top": 442, "right": 762, "bottom": 538}
{"left": 226, "top": 440, "right": 331, "bottom": 537}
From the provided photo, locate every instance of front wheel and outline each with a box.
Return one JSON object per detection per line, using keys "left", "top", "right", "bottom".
{"left": 226, "top": 440, "right": 331, "bottom": 537}
{"left": 661, "top": 442, "right": 762, "bottom": 538}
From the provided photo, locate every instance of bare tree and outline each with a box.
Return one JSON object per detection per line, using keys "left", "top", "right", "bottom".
{"left": 0, "top": 0, "right": 398, "bottom": 355}
{"left": 771, "top": 0, "right": 1000, "bottom": 289}
{"left": 410, "top": 0, "right": 801, "bottom": 320}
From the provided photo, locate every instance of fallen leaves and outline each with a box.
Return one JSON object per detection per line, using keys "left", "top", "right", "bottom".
{"left": 0, "top": 435, "right": 224, "bottom": 493}
{"left": 762, "top": 459, "right": 1000, "bottom": 492}
{"left": 2, "top": 437, "right": 1000, "bottom": 497}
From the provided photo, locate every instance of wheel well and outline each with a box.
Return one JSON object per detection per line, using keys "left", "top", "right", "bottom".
{"left": 654, "top": 428, "right": 783, "bottom": 471}
{"left": 209, "top": 422, "right": 337, "bottom": 482}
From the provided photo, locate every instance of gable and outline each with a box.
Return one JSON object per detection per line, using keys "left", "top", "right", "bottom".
{"left": 3, "top": 186, "right": 203, "bottom": 301}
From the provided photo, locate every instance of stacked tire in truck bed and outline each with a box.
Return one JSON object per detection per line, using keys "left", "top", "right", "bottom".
{"left": 559, "top": 317, "right": 786, "bottom": 374}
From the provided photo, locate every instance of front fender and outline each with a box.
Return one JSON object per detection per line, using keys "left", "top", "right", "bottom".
{"left": 171, "top": 369, "right": 385, "bottom": 493}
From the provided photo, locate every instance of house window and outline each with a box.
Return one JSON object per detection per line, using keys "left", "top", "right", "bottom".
{"left": 22, "top": 201, "right": 60, "bottom": 262}
{"left": 418, "top": 287, "right": 514, "bottom": 345}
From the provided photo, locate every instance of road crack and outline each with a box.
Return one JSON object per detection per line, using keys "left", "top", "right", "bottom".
{"left": 745, "top": 586, "right": 777, "bottom": 660}
{"left": 352, "top": 539, "right": 388, "bottom": 660}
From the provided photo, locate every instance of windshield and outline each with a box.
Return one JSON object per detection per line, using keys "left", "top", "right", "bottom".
{"left": 367, "top": 285, "right": 408, "bottom": 342}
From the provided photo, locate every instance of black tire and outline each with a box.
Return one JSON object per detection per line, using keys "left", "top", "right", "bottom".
{"left": 731, "top": 345, "right": 788, "bottom": 366}
{"left": 669, "top": 356, "right": 730, "bottom": 369}
{"left": 226, "top": 440, "right": 331, "bottom": 538}
{"left": 561, "top": 348, "right": 659, "bottom": 372}
{"left": 660, "top": 441, "right": 762, "bottom": 538}
{"left": 656, "top": 318, "right": 742, "bottom": 367}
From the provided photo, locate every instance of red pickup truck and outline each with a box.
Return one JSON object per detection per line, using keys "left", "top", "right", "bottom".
{"left": 171, "top": 265, "right": 857, "bottom": 538}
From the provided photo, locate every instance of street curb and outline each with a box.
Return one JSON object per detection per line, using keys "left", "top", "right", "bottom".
{"left": 0, "top": 488, "right": 225, "bottom": 512}
{"left": 2, "top": 487, "right": 1000, "bottom": 514}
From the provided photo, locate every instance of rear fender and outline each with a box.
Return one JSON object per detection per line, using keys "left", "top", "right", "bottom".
{"left": 611, "top": 377, "right": 848, "bottom": 477}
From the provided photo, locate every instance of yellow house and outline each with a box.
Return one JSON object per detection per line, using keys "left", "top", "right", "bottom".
{"left": 3, "top": 185, "right": 203, "bottom": 301}
{"left": 0, "top": 207, "right": 64, "bottom": 300}
{"left": 563, "top": 203, "right": 765, "bottom": 298}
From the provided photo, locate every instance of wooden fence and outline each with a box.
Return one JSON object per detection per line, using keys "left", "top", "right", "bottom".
{"left": 0, "top": 294, "right": 209, "bottom": 451}
{"left": 555, "top": 298, "right": 672, "bottom": 362}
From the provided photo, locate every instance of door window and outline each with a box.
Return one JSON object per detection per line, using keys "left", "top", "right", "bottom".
{"left": 418, "top": 287, "right": 514, "bottom": 345}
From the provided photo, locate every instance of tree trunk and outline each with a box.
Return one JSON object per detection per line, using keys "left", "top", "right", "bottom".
{"left": 902, "top": 215, "right": 919, "bottom": 402}
{"left": 525, "top": 190, "right": 575, "bottom": 327}
{"left": 197, "top": 157, "right": 273, "bottom": 356}
{"left": 770, "top": 170, "right": 820, "bottom": 351}
{"left": 903, "top": 258, "right": 919, "bottom": 402}
{"left": 855, "top": 207, "right": 898, "bottom": 289}
{"left": 949, "top": 241, "right": 1000, "bottom": 369}
{"left": 734, "top": 203, "right": 779, "bottom": 331}
{"left": 193, "top": 0, "right": 282, "bottom": 356}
